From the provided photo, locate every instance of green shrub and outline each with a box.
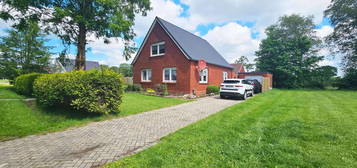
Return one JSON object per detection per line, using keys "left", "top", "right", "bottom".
{"left": 155, "top": 84, "right": 168, "bottom": 96}
{"left": 34, "top": 69, "right": 124, "bottom": 114}
{"left": 206, "top": 85, "right": 220, "bottom": 94}
{"left": 14, "top": 73, "right": 42, "bottom": 96}
{"left": 125, "top": 84, "right": 142, "bottom": 92}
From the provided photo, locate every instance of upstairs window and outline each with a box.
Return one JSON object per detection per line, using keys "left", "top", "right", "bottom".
{"left": 199, "top": 69, "right": 208, "bottom": 83}
{"left": 141, "top": 69, "right": 152, "bottom": 82}
{"left": 151, "top": 42, "right": 165, "bottom": 56}
{"left": 163, "top": 67, "right": 176, "bottom": 82}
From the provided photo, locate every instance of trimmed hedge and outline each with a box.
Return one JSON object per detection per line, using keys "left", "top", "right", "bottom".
{"left": 125, "top": 84, "right": 142, "bottom": 92}
{"left": 14, "top": 73, "right": 42, "bottom": 96}
{"left": 33, "top": 69, "right": 124, "bottom": 114}
{"left": 206, "top": 85, "right": 220, "bottom": 94}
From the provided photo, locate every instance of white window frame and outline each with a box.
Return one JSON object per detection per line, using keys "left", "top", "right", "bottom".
{"left": 199, "top": 68, "right": 208, "bottom": 84}
{"left": 223, "top": 72, "right": 228, "bottom": 80}
{"left": 163, "top": 67, "right": 176, "bottom": 83}
{"left": 151, "top": 41, "right": 165, "bottom": 56}
{"left": 141, "top": 69, "right": 152, "bottom": 82}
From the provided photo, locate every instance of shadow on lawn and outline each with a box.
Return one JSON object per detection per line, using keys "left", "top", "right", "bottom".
{"left": 23, "top": 99, "right": 108, "bottom": 121}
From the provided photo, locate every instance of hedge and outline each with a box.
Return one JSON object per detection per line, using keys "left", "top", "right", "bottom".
{"left": 206, "top": 85, "right": 220, "bottom": 94}
{"left": 14, "top": 73, "right": 42, "bottom": 96}
{"left": 125, "top": 84, "right": 142, "bottom": 92}
{"left": 33, "top": 69, "right": 124, "bottom": 114}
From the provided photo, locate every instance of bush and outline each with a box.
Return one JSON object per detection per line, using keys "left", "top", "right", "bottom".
{"left": 125, "top": 84, "right": 142, "bottom": 92}
{"left": 14, "top": 73, "right": 42, "bottom": 96}
{"left": 34, "top": 69, "right": 124, "bottom": 114}
{"left": 206, "top": 85, "right": 220, "bottom": 94}
{"left": 155, "top": 84, "right": 168, "bottom": 96}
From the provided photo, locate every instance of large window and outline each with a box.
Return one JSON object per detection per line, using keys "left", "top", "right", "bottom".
{"left": 151, "top": 41, "right": 165, "bottom": 56}
{"left": 223, "top": 72, "right": 228, "bottom": 80}
{"left": 163, "top": 67, "right": 176, "bottom": 82}
{"left": 199, "top": 68, "right": 208, "bottom": 83}
{"left": 141, "top": 69, "right": 152, "bottom": 82}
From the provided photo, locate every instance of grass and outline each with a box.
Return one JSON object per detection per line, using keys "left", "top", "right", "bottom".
{"left": 0, "top": 79, "right": 9, "bottom": 84}
{"left": 0, "top": 87, "right": 190, "bottom": 141}
{"left": 0, "top": 85, "right": 25, "bottom": 99}
{"left": 106, "top": 89, "right": 357, "bottom": 168}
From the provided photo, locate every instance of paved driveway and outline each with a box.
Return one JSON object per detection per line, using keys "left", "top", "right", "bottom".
{"left": 0, "top": 96, "right": 241, "bottom": 168}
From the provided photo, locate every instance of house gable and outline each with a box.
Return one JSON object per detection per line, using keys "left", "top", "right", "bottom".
{"left": 132, "top": 18, "right": 190, "bottom": 66}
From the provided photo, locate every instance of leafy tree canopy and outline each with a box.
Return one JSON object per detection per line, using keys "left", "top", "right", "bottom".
{"left": 234, "top": 56, "right": 255, "bottom": 72}
{"left": 0, "top": 21, "right": 51, "bottom": 81}
{"left": 110, "top": 63, "right": 132, "bottom": 77}
{"left": 325, "top": 0, "right": 357, "bottom": 70}
{"left": 0, "top": 0, "right": 151, "bottom": 70}
{"left": 255, "top": 14, "right": 326, "bottom": 88}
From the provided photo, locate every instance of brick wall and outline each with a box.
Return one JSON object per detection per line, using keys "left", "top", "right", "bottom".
{"left": 133, "top": 21, "right": 234, "bottom": 95}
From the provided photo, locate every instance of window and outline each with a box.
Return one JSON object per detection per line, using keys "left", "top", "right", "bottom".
{"left": 163, "top": 67, "right": 176, "bottom": 82}
{"left": 199, "top": 68, "right": 208, "bottom": 83}
{"left": 151, "top": 42, "right": 165, "bottom": 56}
{"left": 223, "top": 72, "right": 228, "bottom": 80}
{"left": 141, "top": 69, "right": 152, "bottom": 82}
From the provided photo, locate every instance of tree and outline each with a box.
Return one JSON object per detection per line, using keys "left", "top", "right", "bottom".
{"left": 255, "top": 14, "right": 324, "bottom": 88}
{"left": 325, "top": 0, "right": 357, "bottom": 89}
{"left": 118, "top": 63, "right": 133, "bottom": 77}
{"left": 0, "top": 0, "right": 151, "bottom": 70}
{"left": 109, "top": 63, "right": 132, "bottom": 77}
{"left": 305, "top": 66, "right": 337, "bottom": 88}
{"left": 325, "top": 0, "right": 357, "bottom": 70}
{"left": 234, "top": 56, "right": 255, "bottom": 72}
{"left": 0, "top": 21, "right": 51, "bottom": 81}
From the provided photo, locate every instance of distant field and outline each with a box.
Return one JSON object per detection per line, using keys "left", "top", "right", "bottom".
{"left": 106, "top": 89, "right": 357, "bottom": 168}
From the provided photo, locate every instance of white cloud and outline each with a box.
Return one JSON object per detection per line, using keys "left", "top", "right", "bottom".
{"left": 87, "top": 35, "right": 128, "bottom": 66}
{"left": 133, "top": 0, "right": 199, "bottom": 37}
{"left": 202, "top": 22, "right": 259, "bottom": 63}
{"left": 180, "top": 0, "right": 331, "bottom": 32}
{"left": 316, "top": 25, "right": 334, "bottom": 38}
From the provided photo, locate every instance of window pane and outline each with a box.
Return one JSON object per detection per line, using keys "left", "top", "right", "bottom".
{"left": 171, "top": 69, "right": 176, "bottom": 81}
{"left": 151, "top": 45, "right": 158, "bottom": 55}
{"left": 142, "top": 70, "right": 147, "bottom": 80}
{"left": 159, "top": 44, "right": 165, "bottom": 54}
{"left": 164, "top": 69, "right": 170, "bottom": 81}
{"left": 148, "top": 70, "right": 152, "bottom": 81}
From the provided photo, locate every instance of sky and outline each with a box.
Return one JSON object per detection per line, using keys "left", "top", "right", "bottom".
{"left": 0, "top": 0, "right": 340, "bottom": 73}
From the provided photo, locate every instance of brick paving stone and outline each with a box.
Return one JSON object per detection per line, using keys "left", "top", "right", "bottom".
{"left": 0, "top": 96, "right": 241, "bottom": 167}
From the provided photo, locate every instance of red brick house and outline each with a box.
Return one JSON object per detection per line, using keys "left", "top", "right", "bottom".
{"left": 132, "top": 17, "right": 234, "bottom": 95}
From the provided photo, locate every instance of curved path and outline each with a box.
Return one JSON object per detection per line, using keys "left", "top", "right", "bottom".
{"left": 0, "top": 96, "right": 241, "bottom": 168}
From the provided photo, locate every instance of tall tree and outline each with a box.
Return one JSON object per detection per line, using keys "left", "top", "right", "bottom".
{"left": 325, "top": 0, "right": 357, "bottom": 70}
{"left": 234, "top": 56, "right": 255, "bottom": 72}
{"left": 0, "top": 21, "right": 51, "bottom": 81}
{"left": 255, "top": 14, "right": 323, "bottom": 88}
{"left": 0, "top": 0, "right": 151, "bottom": 70}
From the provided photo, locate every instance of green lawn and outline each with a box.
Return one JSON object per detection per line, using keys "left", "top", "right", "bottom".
{"left": 0, "top": 87, "right": 190, "bottom": 141}
{"left": 106, "top": 90, "right": 357, "bottom": 168}
{"left": 0, "top": 85, "right": 25, "bottom": 99}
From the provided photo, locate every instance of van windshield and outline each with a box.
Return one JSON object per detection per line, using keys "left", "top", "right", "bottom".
{"left": 223, "top": 80, "right": 240, "bottom": 83}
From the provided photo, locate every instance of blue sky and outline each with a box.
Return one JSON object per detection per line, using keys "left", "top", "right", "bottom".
{"left": 0, "top": 0, "right": 339, "bottom": 73}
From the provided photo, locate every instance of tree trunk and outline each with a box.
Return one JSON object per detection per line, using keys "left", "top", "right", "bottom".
{"left": 75, "top": 23, "right": 86, "bottom": 70}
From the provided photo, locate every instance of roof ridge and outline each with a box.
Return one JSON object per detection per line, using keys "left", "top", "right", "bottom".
{"left": 156, "top": 17, "right": 208, "bottom": 42}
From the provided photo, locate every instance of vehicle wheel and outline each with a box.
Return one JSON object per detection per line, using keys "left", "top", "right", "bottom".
{"left": 242, "top": 91, "right": 247, "bottom": 100}
{"left": 220, "top": 95, "right": 224, "bottom": 99}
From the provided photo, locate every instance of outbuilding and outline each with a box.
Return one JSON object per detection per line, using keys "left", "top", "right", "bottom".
{"left": 132, "top": 17, "right": 234, "bottom": 96}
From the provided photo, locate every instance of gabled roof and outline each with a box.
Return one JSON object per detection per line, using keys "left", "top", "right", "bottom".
{"left": 132, "top": 17, "right": 233, "bottom": 69}
{"left": 62, "top": 59, "right": 100, "bottom": 72}
{"left": 230, "top": 63, "right": 245, "bottom": 73}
